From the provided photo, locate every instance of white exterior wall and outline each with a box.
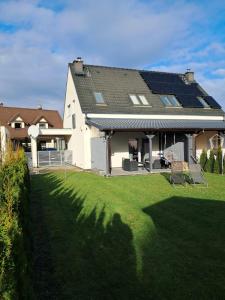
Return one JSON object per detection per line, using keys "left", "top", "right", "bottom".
{"left": 63, "top": 68, "right": 92, "bottom": 169}
{"left": 1, "top": 126, "right": 10, "bottom": 159}
{"left": 111, "top": 132, "right": 159, "bottom": 168}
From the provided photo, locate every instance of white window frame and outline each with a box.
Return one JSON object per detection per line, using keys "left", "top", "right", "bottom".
{"left": 94, "top": 92, "right": 105, "bottom": 104}
{"left": 38, "top": 122, "right": 48, "bottom": 129}
{"left": 129, "top": 94, "right": 140, "bottom": 105}
{"left": 197, "top": 96, "right": 210, "bottom": 109}
{"left": 160, "top": 95, "right": 181, "bottom": 107}
{"left": 138, "top": 95, "right": 149, "bottom": 105}
{"left": 14, "top": 122, "right": 23, "bottom": 129}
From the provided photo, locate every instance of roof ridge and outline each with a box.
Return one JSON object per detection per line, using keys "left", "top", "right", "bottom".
{"left": 0, "top": 106, "right": 59, "bottom": 112}
{"left": 82, "top": 63, "right": 183, "bottom": 76}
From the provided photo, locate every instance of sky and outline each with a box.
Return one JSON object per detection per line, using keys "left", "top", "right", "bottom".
{"left": 0, "top": 0, "right": 225, "bottom": 114}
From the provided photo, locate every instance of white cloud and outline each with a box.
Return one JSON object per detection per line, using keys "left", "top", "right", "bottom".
{"left": 0, "top": 0, "right": 224, "bottom": 113}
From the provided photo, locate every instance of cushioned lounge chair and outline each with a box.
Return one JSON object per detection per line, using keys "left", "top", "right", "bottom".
{"left": 188, "top": 164, "right": 208, "bottom": 187}
{"left": 170, "top": 161, "right": 187, "bottom": 186}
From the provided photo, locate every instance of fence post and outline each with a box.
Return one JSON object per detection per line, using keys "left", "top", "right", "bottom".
{"left": 60, "top": 151, "right": 63, "bottom": 166}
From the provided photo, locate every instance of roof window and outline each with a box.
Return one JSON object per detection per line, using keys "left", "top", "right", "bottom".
{"left": 197, "top": 96, "right": 210, "bottom": 108}
{"left": 160, "top": 95, "right": 181, "bottom": 107}
{"left": 129, "top": 94, "right": 150, "bottom": 106}
{"left": 94, "top": 92, "right": 105, "bottom": 104}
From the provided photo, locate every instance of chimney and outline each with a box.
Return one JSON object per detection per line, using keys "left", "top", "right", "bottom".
{"left": 184, "top": 69, "right": 194, "bottom": 83}
{"left": 73, "top": 57, "right": 84, "bottom": 75}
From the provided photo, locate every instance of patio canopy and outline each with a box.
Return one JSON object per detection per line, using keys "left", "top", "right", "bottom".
{"left": 86, "top": 118, "right": 225, "bottom": 131}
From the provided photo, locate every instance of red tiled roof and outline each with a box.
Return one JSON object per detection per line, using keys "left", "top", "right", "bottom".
{"left": 0, "top": 106, "right": 63, "bottom": 139}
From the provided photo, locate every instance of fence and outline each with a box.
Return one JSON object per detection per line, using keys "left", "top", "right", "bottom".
{"left": 25, "top": 150, "right": 73, "bottom": 167}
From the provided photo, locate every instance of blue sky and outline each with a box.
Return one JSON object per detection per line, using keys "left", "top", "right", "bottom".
{"left": 0, "top": 0, "right": 225, "bottom": 113}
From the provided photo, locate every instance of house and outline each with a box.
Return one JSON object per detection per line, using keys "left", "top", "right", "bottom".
{"left": 63, "top": 58, "right": 225, "bottom": 175}
{"left": 0, "top": 104, "right": 64, "bottom": 151}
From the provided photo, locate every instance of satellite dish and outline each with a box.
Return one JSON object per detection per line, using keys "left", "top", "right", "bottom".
{"left": 28, "top": 125, "right": 39, "bottom": 139}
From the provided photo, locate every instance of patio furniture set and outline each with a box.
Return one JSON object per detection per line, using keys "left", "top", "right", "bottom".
{"left": 122, "top": 158, "right": 207, "bottom": 186}
{"left": 122, "top": 155, "right": 172, "bottom": 172}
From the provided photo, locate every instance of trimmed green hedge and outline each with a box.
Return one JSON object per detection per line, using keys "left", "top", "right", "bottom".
{"left": 0, "top": 148, "right": 30, "bottom": 299}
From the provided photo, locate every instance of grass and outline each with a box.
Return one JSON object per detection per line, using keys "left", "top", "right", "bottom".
{"left": 29, "top": 171, "right": 225, "bottom": 299}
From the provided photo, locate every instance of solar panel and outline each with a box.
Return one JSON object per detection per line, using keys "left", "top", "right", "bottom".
{"left": 140, "top": 71, "right": 221, "bottom": 109}
{"left": 204, "top": 96, "right": 221, "bottom": 109}
{"left": 176, "top": 95, "right": 204, "bottom": 108}
{"left": 140, "top": 71, "right": 184, "bottom": 84}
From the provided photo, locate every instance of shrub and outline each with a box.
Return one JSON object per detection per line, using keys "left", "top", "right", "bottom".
{"left": 215, "top": 146, "right": 223, "bottom": 174}
{"left": 0, "top": 144, "right": 30, "bottom": 299}
{"left": 200, "top": 149, "right": 208, "bottom": 171}
{"left": 223, "top": 154, "right": 225, "bottom": 174}
{"left": 205, "top": 149, "right": 215, "bottom": 173}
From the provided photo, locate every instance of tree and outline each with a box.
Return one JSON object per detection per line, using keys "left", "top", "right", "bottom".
{"left": 205, "top": 149, "right": 215, "bottom": 173}
{"left": 213, "top": 146, "right": 223, "bottom": 174}
{"left": 200, "top": 149, "right": 208, "bottom": 171}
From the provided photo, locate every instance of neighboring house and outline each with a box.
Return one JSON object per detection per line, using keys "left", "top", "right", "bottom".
{"left": 63, "top": 58, "right": 225, "bottom": 175}
{"left": 0, "top": 105, "right": 63, "bottom": 151}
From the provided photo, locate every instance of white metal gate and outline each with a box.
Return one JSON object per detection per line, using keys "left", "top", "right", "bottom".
{"left": 38, "top": 150, "right": 73, "bottom": 167}
{"left": 25, "top": 150, "right": 73, "bottom": 167}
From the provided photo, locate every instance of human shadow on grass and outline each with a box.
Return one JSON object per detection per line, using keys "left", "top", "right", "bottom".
{"left": 142, "top": 196, "right": 225, "bottom": 299}
{"left": 30, "top": 174, "right": 225, "bottom": 299}
{"left": 30, "top": 173, "right": 145, "bottom": 300}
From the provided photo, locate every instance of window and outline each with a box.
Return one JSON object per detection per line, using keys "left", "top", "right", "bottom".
{"left": 94, "top": 92, "right": 105, "bottom": 104}
{"left": 138, "top": 95, "right": 149, "bottom": 105}
{"left": 39, "top": 123, "right": 47, "bottom": 129}
{"left": 128, "top": 139, "right": 138, "bottom": 161}
{"left": 160, "top": 95, "right": 181, "bottom": 107}
{"left": 15, "top": 122, "right": 22, "bottom": 128}
{"left": 129, "top": 94, "right": 150, "bottom": 106}
{"left": 129, "top": 94, "right": 140, "bottom": 105}
{"left": 197, "top": 96, "right": 210, "bottom": 108}
{"left": 72, "top": 113, "right": 76, "bottom": 129}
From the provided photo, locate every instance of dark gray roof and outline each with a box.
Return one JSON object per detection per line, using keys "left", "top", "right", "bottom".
{"left": 70, "top": 63, "right": 225, "bottom": 116}
{"left": 86, "top": 118, "right": 225, "bottom": 131}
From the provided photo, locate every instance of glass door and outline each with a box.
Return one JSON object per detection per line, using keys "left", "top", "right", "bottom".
{"left": 128, "top": 139, "right": 138, "bottom": 161}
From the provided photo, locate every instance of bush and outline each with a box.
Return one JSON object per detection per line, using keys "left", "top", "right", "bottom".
{"left": 200, "top": 149, "right": 208, "bottom": 171}
{"left": 214, "top": 146, "right": 223, "bottom": 174}
{"left": 205, "top": 149, "right": 215, "bottom": 173}
{"left": 0, "top": 144, "right": 30, "bottom": 299}
{"left": 223, "top": 154, "right": 225, "bottom": 174}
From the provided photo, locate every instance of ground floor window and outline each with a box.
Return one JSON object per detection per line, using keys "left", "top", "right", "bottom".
{"left": 128, "top": 139, "right": 138, "bottom": 161}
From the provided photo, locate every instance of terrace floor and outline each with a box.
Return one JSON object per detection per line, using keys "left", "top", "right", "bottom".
{"left": 111, "top": 167, "right": 171, "bottom": 176}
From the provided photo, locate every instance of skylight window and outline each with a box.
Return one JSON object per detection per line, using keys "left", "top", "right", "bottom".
{"left": 197, "top": 96, "right": 210, "bottom": 108}
{"left": 129, "top": 94, "right": 140, "bottom": 105}
{"left": 138, "top": 95, "right": 149, "bottom": 105}
{"left": 129, "top": 94, "right": 150, "bottom": 106}
{"left": 94, "top": 92, "right": 105, "bottom": 104}
{"left": 160, "top": 95, "right": 181, "bottom": 107}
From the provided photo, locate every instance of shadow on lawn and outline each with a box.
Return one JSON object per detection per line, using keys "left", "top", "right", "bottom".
{"left": 30, "top": 173, "right": 225, "bottom": 300}
{"left": 142, "top": 196, "right": 225, "bottom": 299}
{"left": 30, "top": 173, "right": 144, "bottom": 300}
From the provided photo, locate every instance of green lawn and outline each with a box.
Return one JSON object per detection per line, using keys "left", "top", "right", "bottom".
{"left": 29, "top": 171, "right": 225, "bottom": 299}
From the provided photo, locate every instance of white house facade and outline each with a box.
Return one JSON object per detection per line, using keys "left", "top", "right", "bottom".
{"left": 63, "top": 58, "right": 225, "bottom": 175}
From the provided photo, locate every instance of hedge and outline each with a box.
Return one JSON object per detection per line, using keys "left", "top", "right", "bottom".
{"left": 0, "top": 146, "right": 30, "bottom": 299}
{"left": 200, "top": 147, "right": 224, "bottom": 174}
{"left": 200, "top": 149, "right": 208, "bottom": 171}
